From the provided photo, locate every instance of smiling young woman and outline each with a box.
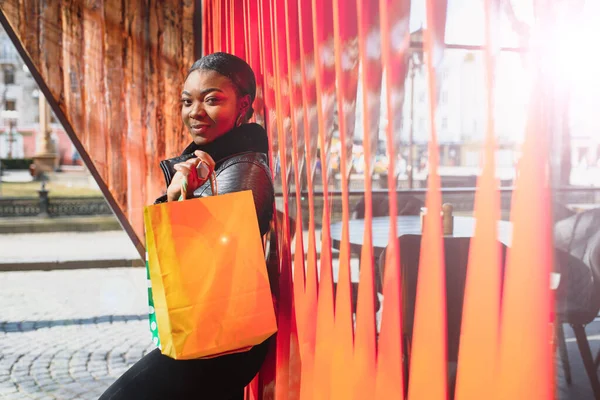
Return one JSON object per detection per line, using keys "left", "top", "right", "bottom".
{"left": 99, "top": 52, "right": 275, "bottom": 400}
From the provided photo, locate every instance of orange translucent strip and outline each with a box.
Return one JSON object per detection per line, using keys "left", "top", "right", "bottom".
{"left": 297, "top": 0, "right": 319, "bottom": 398}
{"left": 270, "top": 0, "right": 295, "bottom": 397}
{"left": 284, "top": 0, "right": 306, "bottom": 324}
{"left": 224, "top": 0, "right": 231, "bottom": 53}
{"left": 493, "top": 74, "right": 554, "bottom": 400}
{"left": 284, "top": 1, "right": 305, "bottom": 399}
{"left": 213, "top": 0, "right": 226, "bottom": 52}
{"left": 202, "top": 0, "right": 213, "bottom": 55}
{"left": 230, "top": 0, "right": 245, "bottom": 58}
{"left": 406, "top": 1, "right": 448, "bottom": 399}
{"left": 241, "top": 5, "right": 263, "bottom": 397}
{"left": 244, "top": 0, "right": 265, "bottom": 124}
{"left": 283, "top": 0, "right": 306, "bottom": 395}
{"left": 258, "top": 0, "right": 277, "bottom": 173}
{"left": 310, "top": 0, "right": 336, "bottom": 397}
{"left": 375, "top": 0, "right": 411, "bottom": 398}
{"left": 453, "top": 0, "right": 502, "bottom": 398}
{"left": 353, "top": 0, "right": 381, "bottom": 397}
{"left": 329, "top": 0, "right": 358, "bottom": 397}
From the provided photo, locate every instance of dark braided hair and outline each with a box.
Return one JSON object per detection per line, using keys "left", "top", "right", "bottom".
{"left": 187, "top": 52, "right": 256, "bottom": 120}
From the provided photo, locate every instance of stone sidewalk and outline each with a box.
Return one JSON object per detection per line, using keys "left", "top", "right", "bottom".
{"left": 0, "top": 231, "right": 143, "bottom": 270}
{"left": 0, "top": 268, "right": 153, "bottom": 400}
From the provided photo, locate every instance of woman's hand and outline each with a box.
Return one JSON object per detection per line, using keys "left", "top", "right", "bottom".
{"left": 166, "top": 151, "right": 215, "bottom": 202}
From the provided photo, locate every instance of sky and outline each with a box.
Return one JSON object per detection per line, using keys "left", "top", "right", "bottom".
{"left": 409, "top": 0, "right": 524, "bottom": 46}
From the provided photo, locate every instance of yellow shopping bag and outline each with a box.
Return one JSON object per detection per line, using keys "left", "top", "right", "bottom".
{"left": 144, "top": 182, "right": 277, "bottom": 360}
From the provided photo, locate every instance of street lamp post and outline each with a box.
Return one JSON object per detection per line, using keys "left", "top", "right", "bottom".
{"left": 1, "top": 110, "right": 18, "bottom": 160}
{"left": 408, "top": 29, "right": 424, "bottom": 189}
{"left": 33, "top": 93, "right": 58, "bottom": 177}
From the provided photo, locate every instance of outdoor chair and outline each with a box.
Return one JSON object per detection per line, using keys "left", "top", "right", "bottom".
{"left": 377, "top": 235, "right": 508, "bottom": 396}
{"left": 553, "top": 207, "right": 600, "bottom": 398}
{"left": 351, "top": 193, "right": 424, "bottom": 220}
{"left": 352, "top": 193, "right": 424, "bottom": 294}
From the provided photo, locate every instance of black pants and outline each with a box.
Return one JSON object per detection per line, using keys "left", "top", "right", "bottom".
{"left": 99, "top": 337, "right": 272, "bottom": 400}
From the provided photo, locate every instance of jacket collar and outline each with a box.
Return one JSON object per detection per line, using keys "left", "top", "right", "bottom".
{"left": 180, "top": 122, "right": 269, "bottom": 164}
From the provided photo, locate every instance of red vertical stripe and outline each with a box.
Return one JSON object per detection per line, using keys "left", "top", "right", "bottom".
{"left": 271, "top": 0, "right": 294, "bottom": 397}
{"left": 375, "top": 0, "right": 411, "bottom": 398}
{"left": 297, "top": 0, "right": 319, "bottom": 398}
{"left": 406, "top": 1, "right": 448, "bottom": 399}
{"left": 353, "top": 0, "right": 382, "bottom": 397}
{"left": 330, "top": 0, "right": 358, "bottom": 397}
{"left": 310, "top": 0, "right": 336, "bottom": 396}
{"left": 202, "top": 0, "right": 213, "bottom": 55}
{"left": 283, "top": 0, "right": 306, "bottom": 395}
{"left": 454, "top": 0, "right": 502, "bottom": 398}
{"left": 494, "top": 2, "right": 554, "bottom": 393}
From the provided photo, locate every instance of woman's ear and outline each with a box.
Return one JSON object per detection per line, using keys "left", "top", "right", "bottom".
{"left": 238, "top": 94, "right": 251, "bottom": 117}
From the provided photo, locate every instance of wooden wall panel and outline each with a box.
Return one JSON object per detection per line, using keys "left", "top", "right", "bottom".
{"left": 103, "top": 0, "right": 126, "bottom": 210}
{"left": 61, "top": 0, "right": 85, "bottom": 151}
{"left": 0, "top": 0, "right": 196, "bottom": 255}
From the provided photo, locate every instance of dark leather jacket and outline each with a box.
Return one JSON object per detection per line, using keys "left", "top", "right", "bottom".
{"left": 154, "top": 123, "right": 275, "bottom": 236}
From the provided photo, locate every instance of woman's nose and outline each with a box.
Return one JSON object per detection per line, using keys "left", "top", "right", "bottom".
{"left": 189, "top": 103, "right": 206, "bottom": 119}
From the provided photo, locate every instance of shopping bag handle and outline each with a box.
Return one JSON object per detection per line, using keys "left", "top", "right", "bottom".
{"left": 180, "top": 171, "right": 218, "bottom": 201}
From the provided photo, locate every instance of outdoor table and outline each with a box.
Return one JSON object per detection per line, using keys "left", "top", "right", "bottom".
{"left": 329, "top": 215, "right": 561, "bottom": 289}
{"left": 330, "top": 215, "right": 513, "bottom": 260}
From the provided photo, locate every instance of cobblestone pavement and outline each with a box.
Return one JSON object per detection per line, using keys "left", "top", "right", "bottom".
{"left": 0, "top": 263, "right": 598, "bottom": 399}
{"left": 0, "top": 268, "right": 154, "bottom": 400}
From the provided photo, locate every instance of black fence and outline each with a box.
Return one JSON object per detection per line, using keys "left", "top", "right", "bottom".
{"left": 0, "top": 196, "right": 113, "bottom": 218}
{"left": 277, "top": 186, "right": 600, "bottom": 226}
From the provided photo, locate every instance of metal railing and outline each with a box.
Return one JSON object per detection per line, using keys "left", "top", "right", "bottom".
{"left": 0, "top": 196, "right": 112, "bottom": 218}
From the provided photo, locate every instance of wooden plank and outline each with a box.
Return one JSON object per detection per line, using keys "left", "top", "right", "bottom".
{"left": 144, "top": 0, "right": 165, "bottom": 209}
{"left": 82, "top": 0, "right": 108, "bottom": 178}
{"left": 160, "top": 0, "right": 186, "bottom": 159}
{"left": 182, "top": 0, "right": 195, "bottom": 69}
{"left": 20, "top": 0, "right": 39, "bottom": 65}
{"left": 124, "top": 0, "right": 147, "bottom": 236}
{"left": 103, "top": 0, "right": 126, "bottom": 211}
{"left": 0, "top": 0, "right": 19, "bottom": 32}
{"left": 39, "top": 0, "right": 63, "bottom": 105}
{"left": 61, "top": 0, "right": 85, "bottom": 141}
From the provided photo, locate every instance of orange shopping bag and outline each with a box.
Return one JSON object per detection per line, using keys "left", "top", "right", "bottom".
{"left": 144, "top": 177, "right": 277, "bottom": 360}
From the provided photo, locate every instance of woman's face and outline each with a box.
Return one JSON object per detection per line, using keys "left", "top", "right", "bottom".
{"left": 181, "top": 69, "right": 248, "bottom": 145}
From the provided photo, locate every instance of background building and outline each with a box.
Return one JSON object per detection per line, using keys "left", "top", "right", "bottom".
{"left": 0, "top": 26, "right": 79, "bottom": 166}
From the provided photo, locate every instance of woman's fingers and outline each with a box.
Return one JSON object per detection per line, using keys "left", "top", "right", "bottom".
{"left": 194, "top": 151, "right": 216, "bottom": 170}
{"left": 173, "top": 163, "right": 192, "bottom": 176}
{"left": 169, "top": 152, "right": 216, "bottom": 201}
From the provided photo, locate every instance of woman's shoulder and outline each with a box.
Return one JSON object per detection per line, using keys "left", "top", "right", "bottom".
{"left": 216, "top": 151, "right": 270, "bottom": 171}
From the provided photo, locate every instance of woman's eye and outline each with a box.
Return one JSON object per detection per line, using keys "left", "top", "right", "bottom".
{"left": 181, "top": 99, "right": 192, "bottom": 106}
{"left": 205, "top": 97, "right": 219, "bottom": 105}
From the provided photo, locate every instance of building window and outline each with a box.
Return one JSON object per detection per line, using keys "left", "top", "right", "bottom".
{"left": 441, "top": 117, "right": 448, "bottom": 130}
{"left": 4, "top": 69, "right": 15, "bottom": 85}
{"left": 5, "top": 100, "right": 16, "bottom": 111}
{"left": 418, "top": 91, "right": 425, "bottom": 103}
